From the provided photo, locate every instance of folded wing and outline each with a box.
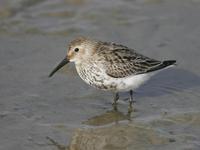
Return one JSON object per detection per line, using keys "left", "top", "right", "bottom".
{"left": 96, "top": 42, "right": 173, "bottom": 78}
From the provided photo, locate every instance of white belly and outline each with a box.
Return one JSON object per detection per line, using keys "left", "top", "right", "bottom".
{"left": 105, "top": 72, "right": 156, "bottom": 92}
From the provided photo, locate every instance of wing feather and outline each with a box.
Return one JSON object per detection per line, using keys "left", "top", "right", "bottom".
{"left": 96, "top": 42, "right": 162, "bottom": 78}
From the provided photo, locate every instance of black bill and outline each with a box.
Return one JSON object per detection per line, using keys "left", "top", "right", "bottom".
{"left": 49, "top": 58, "right": 69, "bottom": 77}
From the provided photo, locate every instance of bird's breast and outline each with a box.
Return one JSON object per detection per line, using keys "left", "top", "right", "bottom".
{"left": 75, "top": 62, "right": 115, "bottom": 90}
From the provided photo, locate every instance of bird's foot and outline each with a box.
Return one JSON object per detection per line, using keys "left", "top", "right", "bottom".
{"left": 128, "top": 101, "right": 134, "bottom": 114}
{"left": 112, "top": 92, "right": 119, "bottom": 111}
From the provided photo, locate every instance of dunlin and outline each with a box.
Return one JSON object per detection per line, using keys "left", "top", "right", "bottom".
{"left": 49, "top": 37, "right": 176, "bottom": 110}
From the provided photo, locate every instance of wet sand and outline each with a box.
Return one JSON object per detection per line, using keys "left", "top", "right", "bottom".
{"left": 1, "top": 0, "right": 200, "bottom": 150}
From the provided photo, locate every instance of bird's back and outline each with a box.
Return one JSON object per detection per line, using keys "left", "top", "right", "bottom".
{"left": 95, "top": 42, "right": 176, "bottom": 78}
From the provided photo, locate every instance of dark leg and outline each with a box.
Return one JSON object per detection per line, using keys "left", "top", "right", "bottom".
{"left": 112, "top": 92, "right": 119, "bottom": 110}
{"left": 129, "top": 90, "right": 134, "bottom": 104}
{"left": 128, "top": 90, "right": 134, "bottom": 113}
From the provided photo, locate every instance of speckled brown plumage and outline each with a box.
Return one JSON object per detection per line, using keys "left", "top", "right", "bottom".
{"left": 95, "top": 41, "right": 163, "bottom": 78}
{"left": 49, "top": 36, "right": 176, "bottom": 110}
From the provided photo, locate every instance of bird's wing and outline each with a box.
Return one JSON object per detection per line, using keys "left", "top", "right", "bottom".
{"left": 96, "top": 42, "right": 162, "bottom": 78}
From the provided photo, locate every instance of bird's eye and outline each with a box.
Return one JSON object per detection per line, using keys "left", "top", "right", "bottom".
{"left": 74, "top": 48, "right": 79, "bottom": 52}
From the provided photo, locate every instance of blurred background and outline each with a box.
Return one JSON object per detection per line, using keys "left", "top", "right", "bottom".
{"left": 1, "top": 0, "right": 200, "bottom": 150}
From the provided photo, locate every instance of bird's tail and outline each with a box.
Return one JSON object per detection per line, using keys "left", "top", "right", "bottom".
{"left": 147, "top": 60, "right": 176, "bottom": 72}
{"left": 163, "top": 60, "right": 176, "bottom": 67}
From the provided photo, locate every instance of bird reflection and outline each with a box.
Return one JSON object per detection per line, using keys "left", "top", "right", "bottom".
{"left": 46, "top": 136, "right": 67, "bottom": 150}
{"left": 46, "top": 105, "right": 176, "bottom": 150}
{"left": 46, "top": 107, "right": 135, "bottom": 150}
{"left": 83, "top": 106, "right": 134, "bottom": 126}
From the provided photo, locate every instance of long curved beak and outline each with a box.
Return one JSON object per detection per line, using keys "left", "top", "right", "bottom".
{"left": 49, "top": 58, "right": 69, "bottom": 77}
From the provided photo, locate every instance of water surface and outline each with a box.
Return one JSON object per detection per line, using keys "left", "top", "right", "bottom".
{"left": 0, "top": 0, "right": 200, "bottom": 150}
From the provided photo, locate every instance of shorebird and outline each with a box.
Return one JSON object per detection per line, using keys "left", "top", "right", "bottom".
{"left": 49, "top": 37, "right": 176, "bottom": 111}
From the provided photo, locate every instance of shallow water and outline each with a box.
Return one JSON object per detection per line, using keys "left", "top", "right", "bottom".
{"left": 1, "top": 0, "right": 200, "bottom": 150}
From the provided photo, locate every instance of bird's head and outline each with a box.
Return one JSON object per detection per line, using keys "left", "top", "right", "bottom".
{"left": 49, "top": 37, "right": 97, "bottom": 77}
